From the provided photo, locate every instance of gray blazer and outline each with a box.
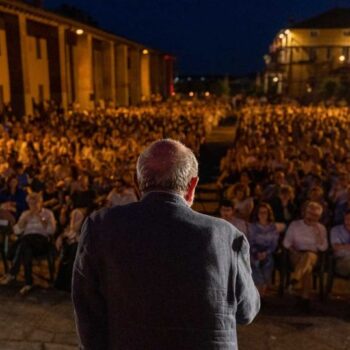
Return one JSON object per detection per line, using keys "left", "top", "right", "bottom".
{"left": 72, "top": 191, "right": 260, "bottom": 350}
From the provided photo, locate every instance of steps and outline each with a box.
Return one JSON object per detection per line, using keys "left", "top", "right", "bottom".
{"left": 193, "top": 116, "right": 238, "bottom": 215}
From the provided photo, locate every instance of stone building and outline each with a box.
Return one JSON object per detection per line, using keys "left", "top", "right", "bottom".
{"left": 263, "top": 8, "right": 350, "bottom": 99}
{"left": 0, "top": 0, "right": 174, "bottom": 116}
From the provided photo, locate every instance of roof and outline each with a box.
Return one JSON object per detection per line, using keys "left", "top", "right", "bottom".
{"left": 0, "top": 0, "right": 170, "bottom": 55}
{"left": 291, "top": 8, "right": 350, "bottom": 29}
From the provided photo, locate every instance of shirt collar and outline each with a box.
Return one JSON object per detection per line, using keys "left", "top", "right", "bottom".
{"left": 141, "top": 190, "right": 189, "bottom": 207}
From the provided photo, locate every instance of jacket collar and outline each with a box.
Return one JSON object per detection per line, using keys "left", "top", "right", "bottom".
{"left": 141, "top": 191, "right": 189, "bottom": 207}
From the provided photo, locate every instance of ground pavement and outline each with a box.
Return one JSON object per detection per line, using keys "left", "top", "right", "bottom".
{"left": 0, "top": 284, "right": 349, "bottom": 350}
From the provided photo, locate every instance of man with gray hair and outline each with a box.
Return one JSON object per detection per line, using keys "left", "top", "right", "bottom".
{"left": 72, "top": 139, "right": 260, "bottom": 350}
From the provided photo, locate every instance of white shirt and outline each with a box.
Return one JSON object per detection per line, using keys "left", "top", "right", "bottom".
{"left": 283, "top": 219, "right": 328, "bottom": 252}
{"left": 14, "top": 208, "right": 56, "bottom": 237}
{"left": 107, "top": 188, "right": 138, "bottom": 207}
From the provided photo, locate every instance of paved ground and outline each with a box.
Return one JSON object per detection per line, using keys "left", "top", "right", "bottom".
{"left": 0, "top": 283, "right": 349, "bottom": 350}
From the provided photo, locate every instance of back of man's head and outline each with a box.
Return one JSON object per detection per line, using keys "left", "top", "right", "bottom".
{"left": 136, "top": 139, "right": 198, "bottom": 195}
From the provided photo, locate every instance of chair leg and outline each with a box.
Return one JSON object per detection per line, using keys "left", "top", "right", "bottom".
{"left": 278, "top": 269, "right": 284, "bottom": 296}
{"left": 325, "top": 272, "right": 334, "bottom": 300}
{"left": 47, "top": 255, "right": 55, "bottom": 284}
{"left": 1, "top": 249, "right": 8, "bottom": 274}
{"left": 319, "top": 273, "right": 324, "bottom": 301}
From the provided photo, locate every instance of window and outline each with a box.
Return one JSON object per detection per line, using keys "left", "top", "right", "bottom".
{"left": 327, "top": 47, "right": 332, "bottom": 60}
{"left": 309, "top": 48, "right": 317, "bottom": 61}
{"left": 35, "top": 37, "right": 41, "bottom": 59}
{"left": 344, "top": 30, "right": 350, "bottom": 36}
{"left": 38, "top": 85, "right": 44, "bottom": 103}
{"left": 343, "top": 47, "right": 350, "bottom": 61}
{"left": 310, "top": 30, "right": 319, "bottom": 37}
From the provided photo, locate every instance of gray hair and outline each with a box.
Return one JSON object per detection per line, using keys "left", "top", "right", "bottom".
{"left": 136, "top": 139, "right": 198, "bottom": 194}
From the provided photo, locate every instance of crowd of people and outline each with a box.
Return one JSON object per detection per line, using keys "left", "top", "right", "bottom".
{"left": 0, "top": 99, "right": 230, "bottom": 294}
{"left": 1, "top": 99, "right": 350, "bottom": 310}
{"left": 218, "top": 104, "right": 350, "bottom": 310}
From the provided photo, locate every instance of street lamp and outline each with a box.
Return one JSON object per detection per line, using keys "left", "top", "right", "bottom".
{"left": 339, "top": 55, "right": 346, "bottom": 62}
{"left": 273, "top": 76, "right": 279, "bottom": 83}
{"left": 142, "top": 49, "right": 149, "bottom": 55}
{"left": 76, "top": 28, "right": 84, "bottom": 35}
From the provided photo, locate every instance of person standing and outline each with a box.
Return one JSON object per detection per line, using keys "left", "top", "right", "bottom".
{"left": 72, "top": 139, "right": 260, "bottom": 350}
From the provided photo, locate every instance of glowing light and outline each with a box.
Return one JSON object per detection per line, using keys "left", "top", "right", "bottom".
{"left": 142, "top": 49, "right": 149, "bottom": 55}
{"left": 204, "top": 91, "right": 210, "bottom": 97}
{"left": 307, "top": 86, "right": 312, "bottom": 93}
{"left": 187, "top": 77, "right": 192, "bottom": 81}
{"left": 284, "top": 29, "right": 290, "bottom": 35}
{"left": 201, "top": 77, "right": 206, "bottom": 81}
{"left": 279, "top": 33, "right": 284, "bottom": 39}
{"left": 76, "top": 29, "right": 84, "bottom": 35}
{"left": 171, "top": 92, "right": 176, "bottom": 96}
{"left": 189, "top": 91, "right": 194, "bottom": 97}
{"left": 339, "top": 55, "right": 346, "bottom": 62}
{"left": 273, "top": 76, "right": 279, "bottom": 83}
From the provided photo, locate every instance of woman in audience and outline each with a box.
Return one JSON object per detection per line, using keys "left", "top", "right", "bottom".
{"left": 248, "top": 202, "right": 285, "bottom": 297}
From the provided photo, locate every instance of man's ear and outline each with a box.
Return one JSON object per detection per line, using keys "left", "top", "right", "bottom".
{"left": 184, "top": 177, "right": 199, "bottom": 205}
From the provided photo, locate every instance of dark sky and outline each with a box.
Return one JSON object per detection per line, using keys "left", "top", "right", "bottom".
{"left": 45, "top": 0, "right": 349, "bottom": 76}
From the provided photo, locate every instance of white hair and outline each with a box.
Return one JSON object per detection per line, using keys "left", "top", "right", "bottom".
{"left": 136, "top": 139, "right": 198, "bottom": 194}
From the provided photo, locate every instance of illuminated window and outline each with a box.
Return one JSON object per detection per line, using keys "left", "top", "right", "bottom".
{"left": 35, "top": 37, "right": 41, "bottom": 59}
{"left": 309, "top": 48, "right": 317, "bottom": 61}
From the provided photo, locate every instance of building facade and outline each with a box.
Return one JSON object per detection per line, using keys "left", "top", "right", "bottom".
{"left": 0, "top": 0, "right": 174, "bottom": 116}
{"left": 263, "top": 8, "right": 350, "bottom": 99}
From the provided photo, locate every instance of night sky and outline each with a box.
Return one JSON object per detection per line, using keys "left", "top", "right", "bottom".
{"left": 45, "top": 0, "right": 350, "bottom": 76}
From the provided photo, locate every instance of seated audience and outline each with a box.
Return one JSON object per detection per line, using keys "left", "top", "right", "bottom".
{"left": 330, "top": 210, "right": 350, "bottom": 278}
{"left": 248, "top": 203, "right": 284, "bottom": 297}
{"left": 283, "top": 201, "right": 328, "bottom": 309}
{"left": 0, "top": 192, "right": 56, "bottom": 294}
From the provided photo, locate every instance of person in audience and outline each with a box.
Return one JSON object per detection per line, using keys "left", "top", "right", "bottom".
{"left": 0, "top": 192, "right": 56, "bottom": 295}
{"left": 0, "top": 176, "right": 27, "bottom": 218}
{"left": 55, "top": 206, "right": 88, "bottom": 292}
{"left": 225, "top": 183, "right": 254, "bottom": 221}
{"left": 106, "top": 179, "right": 138, "bottom": 207}
{"left": 248, "top": 203, "right": 285, "bottom": 297}
{"left": 330, "top": 210, "right": 350, "bottom": 278}
{"left": 219, "top": 199, "right": 248, "bottom": 235}
{"left": 283, "top": 201, "right": 328, "bottom": 310}
{"left": 269, "top": 185, "right": 296, "bottom": 225}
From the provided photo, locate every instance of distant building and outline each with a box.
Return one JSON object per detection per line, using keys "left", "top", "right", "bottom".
{"left": 174, "top": 74, "right": 256, "bottom": 96}
{"left": 264, "top": 8, "right": 350, "bottom": 99}
{"left": 0, "top": 0, "right": 174, "bottom": 116}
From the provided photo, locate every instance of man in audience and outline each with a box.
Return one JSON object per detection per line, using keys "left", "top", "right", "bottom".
{"left": 0, "top": 192, "right": 56, "bottom": 295}
{"left": 283, "top": 201, "right": 328, "bottom": 310}
{"left": 330, "top": 209, "right": 350, "bottom": 277}
{"left": 219, "top": 199, "right": 248, "bottom": 235}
